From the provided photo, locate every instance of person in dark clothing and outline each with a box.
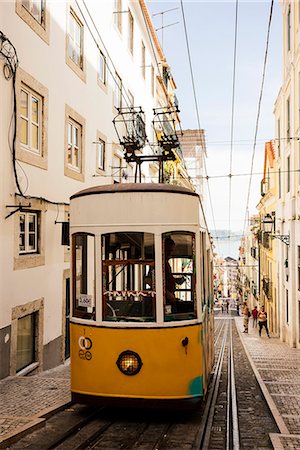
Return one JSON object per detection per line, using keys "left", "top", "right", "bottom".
{"left": 257, "top": 305, "right": 270, "bottom": 338}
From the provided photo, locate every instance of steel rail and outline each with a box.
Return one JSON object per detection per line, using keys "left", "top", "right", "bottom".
{"left": 193, "top": 320, "right": 229, "bottom": 449}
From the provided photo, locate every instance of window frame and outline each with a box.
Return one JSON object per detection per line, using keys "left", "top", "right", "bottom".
{"left": 97, "top": 137, "right": 105, "bottom": 172}
{"left": 19, "top": 211, "right": 39, "bottom": 255}
{"left": 66, "top": 6, "right": 86, "bottom": 82}
{"left": 16, "top": 0, "right": 49, "bottom": 43}
{"left": 128, "top": 9, "right": 134, "bottom": 54}
{"left": 98, "top": 49, "right": 106, "bottom": 85}
{"left": 20, "top": 84, "right": 42, "bottom": 156}
{"left": 16, "top": 69, "right": 48, "bottom": 170}
{"left": 114, "top": 72, "right": 122, "bottom": 109}
{"left": 114, "top": 0, "right": 122, "bottom": 33}
{"left": 64, "top": 105, "right": 85, "bottom": 182}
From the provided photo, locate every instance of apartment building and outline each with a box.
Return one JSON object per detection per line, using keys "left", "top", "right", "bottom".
{"left": 272, "top": 1, "right": 300, "bottom": 347}
{"left": 0, "top": 0, "right": 185, "bottom": 378}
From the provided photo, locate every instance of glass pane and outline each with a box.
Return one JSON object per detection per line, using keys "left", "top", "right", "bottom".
{"left": 20, "top": 214, "right": 25, "bottom": 232}
{"left": 73, "top": 125, "right": 78, "bottom": 147}
{"left": 31, "top": 124, "right": 39, "bottom": 150}
{"left": 16, "top": 314, "right": 35, "bottom": 372}
{"left": 102, "top": 232, "right": 155, "bottom": 322}
{"left": 73, "top": 234, "right": 95, "bottom": 320}
{"left": 67, "top": 144, "right": 72, "bottom": 164}
{"left": 98, "top": 141, "right": 104, "bottom": 169}
{"left": 31, "top": 97, "right": 39, "bottom": 123}
{"left": 163, "top": 233, "right": 196, "bottom": 322}
{"left": 20, "top": 90, "right": 28, "bottom": 118}
{"left": 30, "top": 0, "right": 42, "bottom": 22}
{"left": 19, "top": 233, "right": 25, "bottom": 252}
{"left": 74, "top": 147, "right": 79, "bottom": 168}
{"left": 28, "top": 214, "right": 36, "bottom": 232}
{"left": 28, "top": 233, "right": 36, "bottom": 251}
{"left": 21, "top": 118, "right": 28, "bottom": 145}
{"left": 68, "top": 123, "right": 72, "bottom": 144}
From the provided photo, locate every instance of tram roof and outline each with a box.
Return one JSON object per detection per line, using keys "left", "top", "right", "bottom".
{"left": 70, "top": 183, "right": 199, "bottom": 200}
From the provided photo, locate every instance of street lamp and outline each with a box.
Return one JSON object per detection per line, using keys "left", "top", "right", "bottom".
{"left": 262, "top": 214, "right": 290, "bottom": 246}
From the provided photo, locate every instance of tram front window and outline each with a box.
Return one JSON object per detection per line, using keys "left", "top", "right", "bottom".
{"left": 163, "top": 233, "right": 196, "bottom": 322}
{"left": 102, "top": 232, "right": 156, "bottom": 322}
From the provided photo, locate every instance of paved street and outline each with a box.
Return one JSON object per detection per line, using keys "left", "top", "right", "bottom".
{"left": 0, "top": 317, "right": 299, "bottom": 449}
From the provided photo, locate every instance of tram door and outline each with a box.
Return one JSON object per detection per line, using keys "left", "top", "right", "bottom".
{"left": 65, "top": 277, "right": 70, "bottom": 359}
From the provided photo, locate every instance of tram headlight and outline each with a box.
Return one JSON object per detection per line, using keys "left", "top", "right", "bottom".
{"left": 116, "top": 350, "right": 143, "bottom": 376}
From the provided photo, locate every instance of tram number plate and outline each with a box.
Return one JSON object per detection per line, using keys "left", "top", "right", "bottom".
{"left": 78, "top": 295, "right": 93, "bottom": 307}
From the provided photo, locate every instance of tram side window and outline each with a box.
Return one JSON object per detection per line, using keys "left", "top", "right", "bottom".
{"left": 72, "top": 233, "right": 95, "bottom": 320}
{"left": 163, "top": 233, "right": 196, "bottom": 322}
{"left": 102, "top": 232, "right": 156, "bottom": 322}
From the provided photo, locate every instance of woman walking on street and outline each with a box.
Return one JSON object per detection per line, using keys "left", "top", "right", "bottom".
{"left": 243, "top": 302, "right": 250, "bottom": 333}
{"left": 257, "top": 305, "right": 270, "bottom": 338}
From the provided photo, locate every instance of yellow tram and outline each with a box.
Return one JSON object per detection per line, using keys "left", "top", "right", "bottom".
{"left": 70, "top": 183, "right": 214, "bottom": 407}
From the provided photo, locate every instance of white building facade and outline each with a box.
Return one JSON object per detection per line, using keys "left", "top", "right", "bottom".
{"left": 0, "top": 0, "right": 184, "bottom": 378}
{"left": 273, "top": 1, "right": 300, "bottom": 348}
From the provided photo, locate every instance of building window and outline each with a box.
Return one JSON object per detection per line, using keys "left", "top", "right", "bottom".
{"left": 114, "top": 72, "right": 122, "bottom": 109}
{"left": 287, "top": 5, "right": 291, "bottom": 51}
{"left": 98, "top": 50, "right": 106, "bottom": 84}
{"left": 141, "top": 41, "right": 145, "bottom": 79}
{"left": 68, "top": 9, "right": 83, "bottom": 69}
{"left": 128, "top": 9, "right": 134, "bottom": 54}
{"left": 16, "top": 0, "right": 49, "bottom": 43}
{"left": 287, "top": 155, "right": 291, "bottom": 192}
{"left": 19, "top": 211, "right": 38, "bottom": 254}
{"left": 97, "top": 138, "right": 105, "bottom": 171}
{"left": 16, "top": 313, "right": 36, "bottom": 372}
{"left": 287, "top": 97, "right": 290, "bottom": 139}
{"left": 22, "top": 0, "right": 44, "bottom": 24}
{"left": 67, "top": 119, "right": 82, "bottom": 172}
{"left": 151, "top": 64, "right": 155, "bottom": 97}
{"left": 20, "top": 84, "right": 42, "bottom": 155}
{"left": 112, "top": 154, "right": 122, "bottom": 183}
{"left": 114, "top": 0, "right": 122, "bottom": 33}
{"left": 17, "top": 70, "right": 48, "bottom": 170}
{"left": 64, "top": 106, "right": 85, "bottom": 182}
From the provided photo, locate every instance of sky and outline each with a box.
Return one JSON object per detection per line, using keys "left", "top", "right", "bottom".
{"left": 146, "top": 0, "right": 283, "bottom": 255}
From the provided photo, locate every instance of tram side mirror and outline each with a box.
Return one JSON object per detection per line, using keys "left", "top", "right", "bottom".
{"left": 61, "top": 222, "right": 70, "bottom": 246}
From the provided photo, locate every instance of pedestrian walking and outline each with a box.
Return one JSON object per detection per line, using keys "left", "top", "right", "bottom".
{"left": 257, "top": 305, "right": 270, "bottom": 338}
{"left": 226, "top": 299, "right": 229, "bottom": 313}
{"left": 252, "top": 305, "right": 258, "bottom": 327}
{"left": 236, "top": 302, "right": 239, "bottom": 316}
{"left": 243, "top": 301, "right": 250, "bottom": 333}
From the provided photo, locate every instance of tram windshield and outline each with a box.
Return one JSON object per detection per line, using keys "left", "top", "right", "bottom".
{"left": 163, "top": 233, "right": 196, "bottom": 322}
{"left": 102, "top": 232, "right": 156, "bottom": 322}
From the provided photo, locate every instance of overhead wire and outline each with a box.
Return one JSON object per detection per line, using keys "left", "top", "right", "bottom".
{"left": 179, "top": 0, "right": 220, "bottom": 254}
{"left": 228, "top": 0, "right": 239, "bottom": 245}
{"left": 242, "top": 0, "right": 274, "bottom": 237}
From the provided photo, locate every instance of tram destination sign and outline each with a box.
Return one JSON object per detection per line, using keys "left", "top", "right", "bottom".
{"left": 78, "top": 294, "right": 93, "bottom": 308}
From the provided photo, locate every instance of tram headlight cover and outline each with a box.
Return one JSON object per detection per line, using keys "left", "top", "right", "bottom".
{"left": 116, "top": 350, "right": 143, "bottom": 376}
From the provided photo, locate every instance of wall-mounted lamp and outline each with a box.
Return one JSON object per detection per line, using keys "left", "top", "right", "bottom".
{"left": 262, "top": 214, "right": 290, "bottom": 246}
